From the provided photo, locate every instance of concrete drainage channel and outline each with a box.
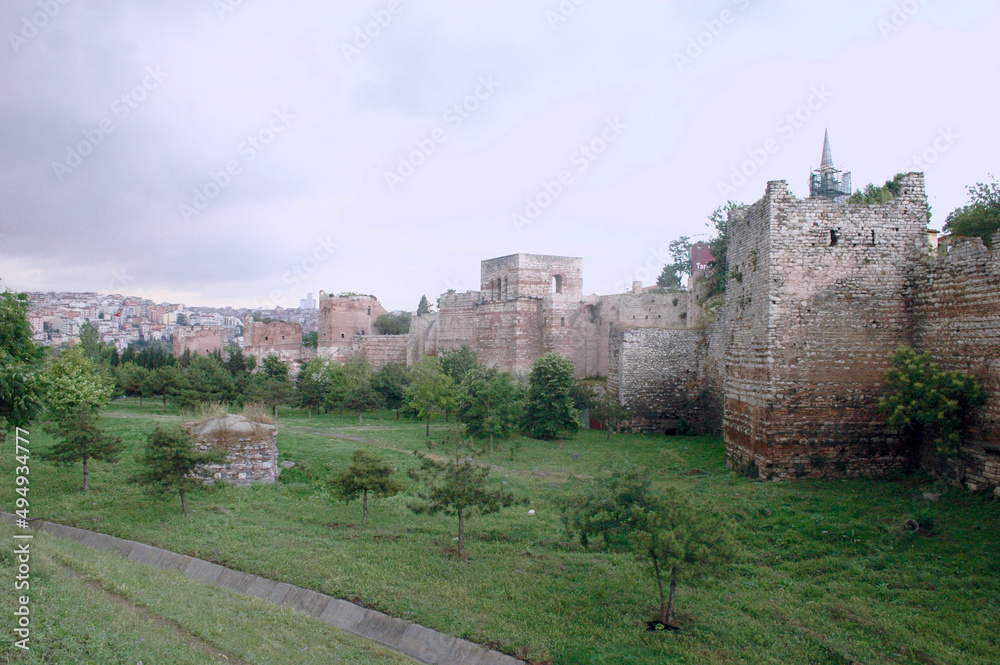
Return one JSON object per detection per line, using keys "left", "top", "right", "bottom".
{"left": 1, "top": 513, "right": 525, "bottom": 665}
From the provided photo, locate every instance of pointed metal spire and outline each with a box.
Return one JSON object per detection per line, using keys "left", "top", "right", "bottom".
{"left": 820, "top": 129, "right": 834, "bottom": 169}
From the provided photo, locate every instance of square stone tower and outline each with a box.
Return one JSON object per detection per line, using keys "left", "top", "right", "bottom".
{"left": 722, "top": 173, "right": 929, "bottom": 478}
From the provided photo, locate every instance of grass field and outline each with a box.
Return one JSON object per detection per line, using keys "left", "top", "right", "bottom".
{"left": 2, "top": 399, "right": 999, "bottom": 664}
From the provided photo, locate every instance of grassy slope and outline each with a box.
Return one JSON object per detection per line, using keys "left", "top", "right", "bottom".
{"left": 0, "top": 524, "right": 414, "bottom": 664}
{"left": 2, "top": 400, "right": 999, "bottom": 664}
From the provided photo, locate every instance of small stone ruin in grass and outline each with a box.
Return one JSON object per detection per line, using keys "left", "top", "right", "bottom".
{"left": 186, "top": 415, "right": 279, "bottom": 486}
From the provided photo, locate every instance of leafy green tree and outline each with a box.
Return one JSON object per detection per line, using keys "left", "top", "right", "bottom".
{"left": 703, "top": 201, "right": 745, "bottom": 299}
{"left": 0, "top": 287, "right": 46, "bottom": 429}
{"left": 440, "top": 344, "right": 479, "bottom": 384}
{"left": 591, "top": 392, "right": 630, "bottom": 440}
{"left": 630, "top": 491, "right": 736, "bottom": 629}
{"left": 373, "top": 312, "right": 411, "bottom": 335}
{"left": 78, "top": 321, "right": 102, "bottom": 361}
{"left": 295, "top": 357, "right": 327, "bottom": 417}
{"left": 148, "top": 365, "right": 182, "bottom": 413}
{"left": 879, "top": 346, "right": 985, "bottom": 483}
{"left": 458, "top": 367, "right": 522, "bottom": 454}
{"left": 136, "top": 425, "right": 225, "bottom": 513}
{"left": 522, "top": 353, "right": 579, "bottom": 440}
{"left": 41, "top": 346, "right": 115, "bottom": 418}
{"left": 175, "top": 355, "right": 237, "bottom": 411}
{"left": 404, "top": 357, "right": 457, "bottom": 444}
{"left": 330, "top": 450, "right": 402, "bottom": 525}
{"left": 343, "top": 376, "right": 383, "bottom": 424}
{"left": 323, "top": 363, "right": 354, "bottom": 414}
{"left": 558, "top": 470, "right": 652, "bottom": 550}
{"left": 302, "top": 331, "right": 319, "bottom": 349}
{"left": 42, "top": 408, "right": 123, "bottom": 491}
{"left": 372, "top": 363, "right": 410, "bottom": 413}
{"left": 248, "top": 355, "right": 294, "bottom": 418}
{"left": 944, "top": 176, "right": 1000, "bottom": 246}
{"left": 408, "top": 448, "right": 523, "bottom": 556}
{"left": 656, "top": 236, "right": 692, "bottom": 289}
{"left": 417, "top": 295, "right": 432, "bottom": 316}
{"left": 115, "top": 362, "right": 150, "bottom": 406}
{"left": 848, "top": 173, "right": 905, "bottom": 204}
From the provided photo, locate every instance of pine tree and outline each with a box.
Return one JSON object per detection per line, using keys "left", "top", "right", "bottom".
{"left": 330, "top": 450, "right": 402, "bottom": 525}
{"left": 42, "top": 409, "right": 123, "bottom": 491}
{"left": 136, "top": 425, "right": 225, "bottom": 513}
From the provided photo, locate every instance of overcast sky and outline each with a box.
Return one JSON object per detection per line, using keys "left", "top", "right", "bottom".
{"left": 1, "top": 1, "right": 998, "bottom": 311}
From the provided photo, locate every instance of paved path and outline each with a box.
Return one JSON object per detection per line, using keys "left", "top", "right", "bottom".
{"left": 1, "top": 512, "right": 525, "bottom": 665}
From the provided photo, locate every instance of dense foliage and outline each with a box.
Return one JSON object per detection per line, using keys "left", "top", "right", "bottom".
{"left": 944, "top": 176, "right": 1000, "bottom": 246}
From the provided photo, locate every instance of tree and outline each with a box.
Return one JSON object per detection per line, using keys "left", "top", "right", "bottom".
{"left": 0, "top": 286, "right": 46, "bottom": 429}
{"left": 879, "top": 346, "right": 985, "bottom": 483}
{"left": 372, "top": 363, "right": 410, "bottom": 413}
{"left": 41, "top": 346, "right": 115, "bottom": 419}
{"left": 295, "top": 357, "right": 327, "bottom": 417}
{"left": 458, "top": 367, "right": 522, "bottom": 454}
{"left": 323, "top": 363, "right": 353, "bottom": 414}
{"left": 148, "top": 365, "right": 182, "bottom": 413}
{"left": 330, "top": 450, "right": 402, "bottom": 525}
{"left": 373, "top": 312, "right": 411, "bottom": 335}
{"left": 408, "top": 447, "right": 523, "bottom": 556}
{"left": 302, "top": 331, "right": 319, "bottom": 349}
{"left": 522, "top": 353, "right": 579, "bottom": 440}
{"left": 848, "top": 173, "right": 905, "bottom": 204}
{"left": 656, "top": 236, "right": 692, "bottom": 289}
{"left": 115, "top": 362, "right": 150, "bottom": 406}
{"left": 944, "top": 176, "right": 1000, "bottom": 246}
{"left": 703, "top": 201, "right": 745, "bottom": 299}
{"left": 78, "top": 321, "right": 102, "bottom": 361}
{"left": 630, "top": 491, "right": 735, "bottom": 629}
{"left": 343, "top": 377, "right": 383, "bottom": 424}
{"left": 42, "top": 408, "right": 123, "bottom": 491}
{"left": 591, "top": 392, "right": 630, "bottom": 440}
{"left": 248, "top": 354, "right": 293, "bottom": 418}
{"left": 136, "top": 425, "right": 225, "bottom": 513}
{"left": 558, "top": 470, "right": 652, "bottom": 550}
{"left": 417, "top": 295, "right": 432, "bottom": 316}
{"left": 405, "top": 357, "right": 457, "bottom": 445}
{"left": 439, "top": 344, "right": 479, "bottom": 385}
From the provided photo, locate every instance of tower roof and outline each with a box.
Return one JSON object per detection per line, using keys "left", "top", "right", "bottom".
{"left": 820, "top": 129, "right": 834, "bottom": 169}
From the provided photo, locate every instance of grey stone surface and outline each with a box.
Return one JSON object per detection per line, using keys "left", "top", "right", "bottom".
{"left": 355, "top": 611, "right": 411, "bottom": 645}
{"left": 397, "top": 624, "right": 458, "bottom": 663}
{"left": 281, "top": 587, "right": 331, "bottom": 618}
{"left": 319, "top": 598, "right": 370, "bottom": 632}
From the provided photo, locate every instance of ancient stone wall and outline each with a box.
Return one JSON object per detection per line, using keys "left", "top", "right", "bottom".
{"left": 188, "top": 415, "right": 279, "bottom": 486}
{"left": 360, "top": 335, "right": 409, "bottom": 370}
{"left": 722, "top": 174, "right": 930, "bottom": 479}
{"left": 172, "top": 326, "right": 226, "bottom": 357}
{"left": 608, "top": 326, "right": 714, "bottom": 433}
{"left": 436, "top": 292, "right": 478, "bottom": 351}
{"left": 481, "top": 254, "right": 583, "bottom": 300}
{"left": 317, "top": 293, "right": 386, "bottom": 351}
{"left": 243, "top": 318, "right": 302, "bottom": 361}
{"left": 911, "top": 232, "right": 1000, "bottom": 490}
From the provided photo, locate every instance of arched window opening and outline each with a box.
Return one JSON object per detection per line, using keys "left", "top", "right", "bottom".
{"left": 553, "top": 275, "right": 563, "bottom": 294}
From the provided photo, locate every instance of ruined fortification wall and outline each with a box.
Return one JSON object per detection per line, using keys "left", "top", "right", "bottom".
{"left": 317, "top": 293, "right": 386, "bottom": 349}
{"left": 481, "top": 254, "right": 583, "bottom": 300}
{"left": 911, "top": 233, "right": 1000, "bottom": 490}
{"left": 243, "top": 319, "right": 302, "bottom": 360}
{"left": 360, "top": 335, "right": 409, "bottom": 370}
{"left": 407, "top": 312, "right": 438, "bottom": 365}
{"left": 608, "top": 326, "right": 714, "bottom": 434}
{"left": 436, "top": 292, "right": 478, "bottom": 351}
{"left": 724, "top": 175, "right": 929, "bottom": 478}
{"left": 173, "top": 327, "right": 225, "bottom": 357}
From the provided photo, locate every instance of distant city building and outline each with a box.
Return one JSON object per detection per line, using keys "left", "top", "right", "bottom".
{"left": 299, "top": 292, "right": 316, "bottom": 309}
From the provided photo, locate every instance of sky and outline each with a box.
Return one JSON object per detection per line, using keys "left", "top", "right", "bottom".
{"left": 1, "top": 0, "right": 998, "bottom": 312}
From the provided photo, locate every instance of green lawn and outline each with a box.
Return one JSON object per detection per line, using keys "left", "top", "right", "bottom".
{"left": 3, "top": 399, "right": 999, "bottom": 664}
{"left": 0, "top": 523, "right": 414, "bottom": 664}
